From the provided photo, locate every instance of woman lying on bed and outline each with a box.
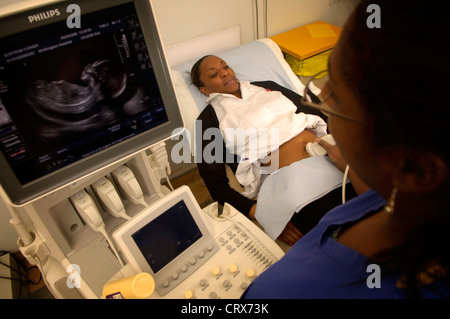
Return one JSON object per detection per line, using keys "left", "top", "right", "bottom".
{"left": 191, "top": 55, "right": 360, "bottom": 245}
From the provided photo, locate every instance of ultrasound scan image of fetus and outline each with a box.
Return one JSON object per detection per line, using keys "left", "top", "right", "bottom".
{"left": 25, "top": 59, "right": 147, "bottom": 140}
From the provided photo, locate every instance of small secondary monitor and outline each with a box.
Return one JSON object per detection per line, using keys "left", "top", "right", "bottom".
{"left": 0, "top": 0, "right": 184, "bottom": 204}
{"left": 113, "top": 186, "right": 219, "bottom": 296}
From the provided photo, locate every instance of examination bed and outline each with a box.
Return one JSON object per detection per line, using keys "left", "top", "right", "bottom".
{"left": 168, "top": 29, "right": 345, "bottom": 242}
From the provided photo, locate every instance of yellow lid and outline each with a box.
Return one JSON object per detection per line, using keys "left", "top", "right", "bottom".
{"left": 132, "top": 273, "right": 155, "bottom": 299}
{"left": 270, "top": 21, "right": 341, "bottom": 60}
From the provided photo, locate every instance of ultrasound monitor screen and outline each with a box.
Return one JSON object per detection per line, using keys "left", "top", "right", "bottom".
{"left": 0, "top": 3, "right": 168, "bottom": 184}
{"left": 131, "top": 200, "right": 203, "bottom": 273}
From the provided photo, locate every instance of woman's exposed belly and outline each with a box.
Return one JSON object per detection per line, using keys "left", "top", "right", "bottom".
{"left": 261, "top": 130, "right": 317, "bottom": 171}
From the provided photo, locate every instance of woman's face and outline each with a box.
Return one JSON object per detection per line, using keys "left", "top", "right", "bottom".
{"left": 327, "top": 36, "right": 394, "bottom": 198}
{"left": 198, "top": 56, "right": 240, "bottom": 97}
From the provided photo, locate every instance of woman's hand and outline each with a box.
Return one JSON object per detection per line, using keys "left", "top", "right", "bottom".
{"left": 316, "top": 138, "right": 347, "bottom": 171}
{"left": 277, "top": 221, "right": 303, "bottom": 246}
{"left": 316, "top": 137, "right": 370, "bottom": 195}
{"left": 251, "top": 204, "right": 302, "bottom": 245}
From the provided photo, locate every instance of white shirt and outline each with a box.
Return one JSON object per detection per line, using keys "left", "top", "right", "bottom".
{"left": 207, "top": 81, "right": 327, "bottom": 198}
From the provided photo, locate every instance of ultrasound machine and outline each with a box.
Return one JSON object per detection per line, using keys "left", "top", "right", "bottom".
{"left": 0, "top": 0, "right": 284, "bottom": 299}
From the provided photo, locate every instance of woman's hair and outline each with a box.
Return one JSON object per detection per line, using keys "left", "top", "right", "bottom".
{"left": 190, "top": 55, "right": 213, "bottom": 88}
{"left": 342, "top": 1, "right": 450, "bottom": 156}
{"left": 343, "top": 0, "right": 450, "bottom": 297}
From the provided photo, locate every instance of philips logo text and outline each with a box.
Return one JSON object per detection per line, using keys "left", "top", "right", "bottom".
{"left": 27, "top": 4, "right": 81, "bottom": 29}
{"left": 28, "top": 9, "right": 61, "bottom": 24}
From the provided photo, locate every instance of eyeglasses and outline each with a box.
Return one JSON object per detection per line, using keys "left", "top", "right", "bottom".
{"left": 301, "top": 70, "right": 366, "bottom": 124}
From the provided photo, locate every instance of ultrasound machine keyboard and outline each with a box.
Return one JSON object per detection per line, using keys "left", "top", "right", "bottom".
{"left": 159, "top": 205, "right": 282, "bottom": 299}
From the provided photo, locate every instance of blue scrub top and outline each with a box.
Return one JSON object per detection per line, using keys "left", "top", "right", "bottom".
{"left": 242, "top": 189, "right": 450, "bottom": 299}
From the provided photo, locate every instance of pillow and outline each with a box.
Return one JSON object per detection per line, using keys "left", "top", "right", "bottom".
{"left": 170, "top": 38, "right": 311, "bottom": 153}
{"left": 171, "top": 38, "right": 306, "bottom": 114}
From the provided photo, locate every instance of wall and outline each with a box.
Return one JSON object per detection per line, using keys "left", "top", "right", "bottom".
{"left": 266, "top": 0, "right": 358, "bottom": 36}
{"left": 152, "top": 0, "right": 358, "bottom": 47}
{"left": 151, "top": 0, "right": 256, "bottom": 47}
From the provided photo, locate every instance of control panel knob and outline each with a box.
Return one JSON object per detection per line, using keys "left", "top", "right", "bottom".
{"left": 184, "top": 289, "right": 194, "bottom": 299}
{"left": 209, "top": 292, "right": 217, "bottom": 299}
{"left": 246, "top": 268, "right": 256, "bottom": 278}
{"left": 229, "top": 264, "right": 238, "bottom": 274}
{"left": 211, "top": 266, "right": 221, "bottom": 276}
